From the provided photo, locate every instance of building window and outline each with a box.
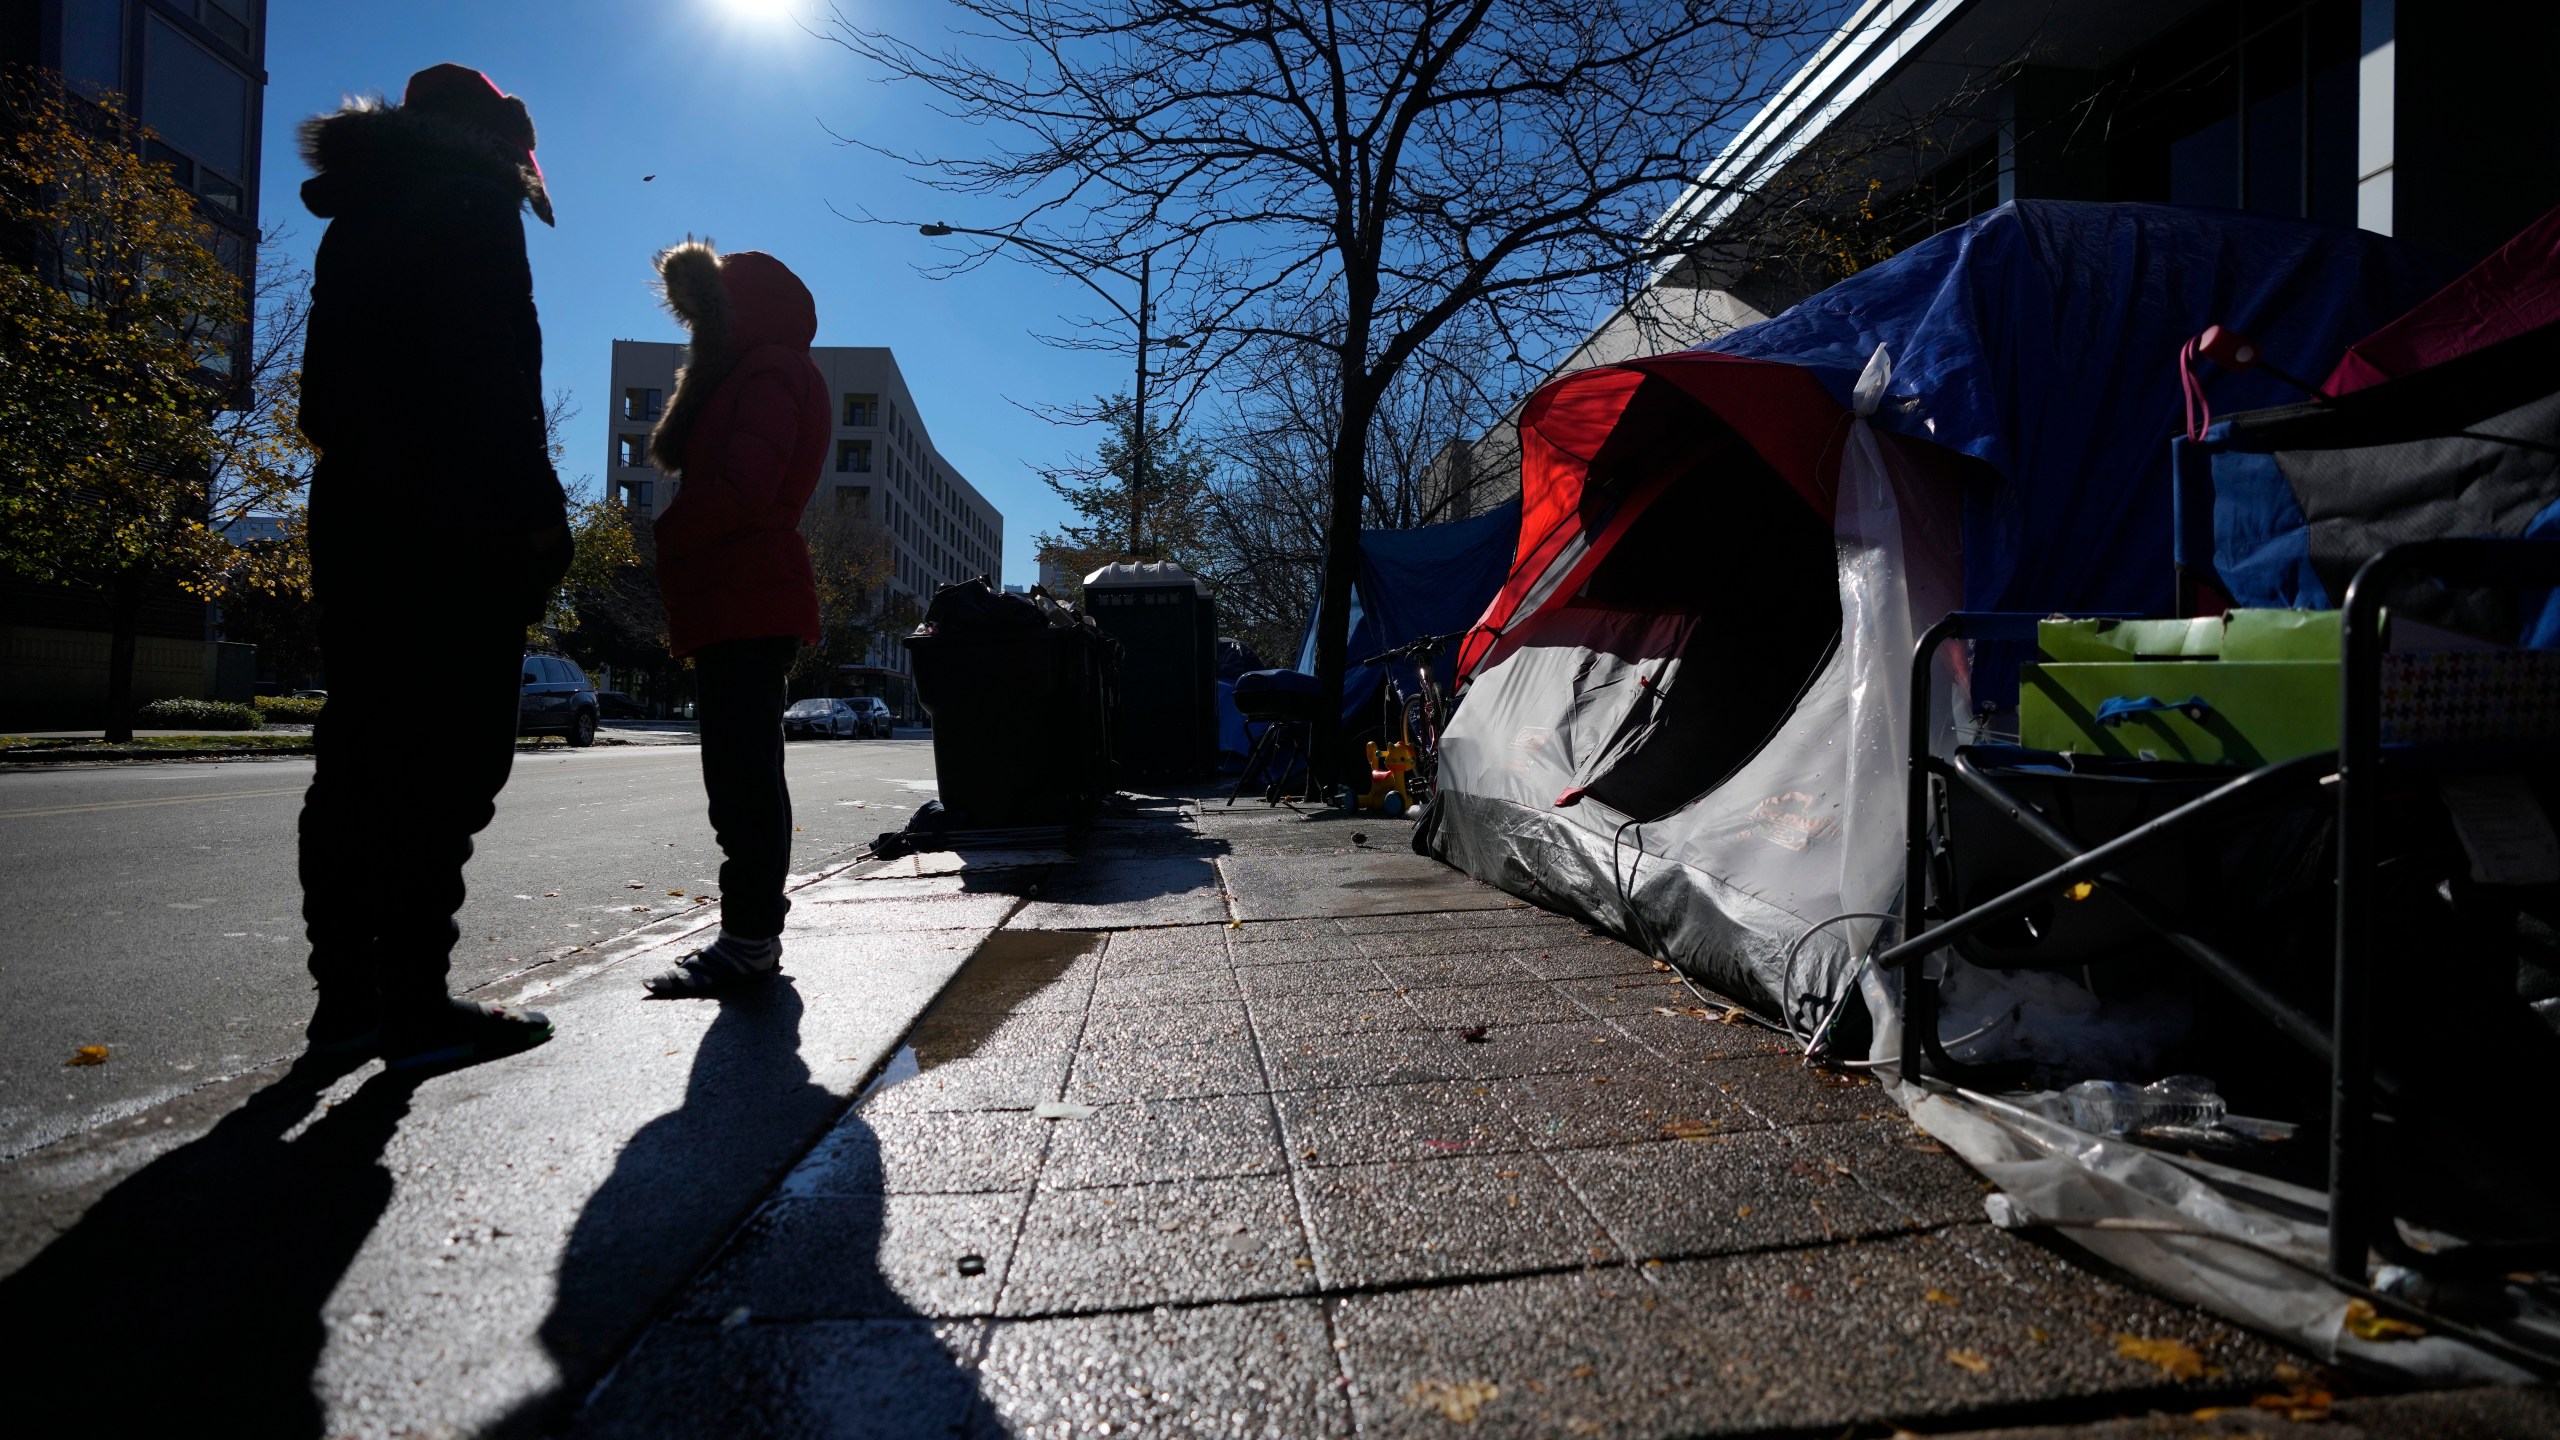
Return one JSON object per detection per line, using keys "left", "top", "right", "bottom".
{"left": 619, "top": 479, "right": 653, "bottom": 511}
{"left": 142, "top": 15, "right": 249, "bottom": 196}
{"left": 61, "top": 0, "right": 124, "bottom": 100}
{"left": 837, "top": 439, "right": 872, "bottom": 473}
{"left": 622, "top": 387, "right": 663, "bottom": 421}
{"left": 835, "top": 485, "right": 870, "bottom": 517}
{"left": 2104, "top": 0, "right": 2359, "bottom": 226}
{"left": 843, "top": 393, "right": 878, "bottom": 427}
{"left": 617, "top": 434, "right": 651, "bottom": 468}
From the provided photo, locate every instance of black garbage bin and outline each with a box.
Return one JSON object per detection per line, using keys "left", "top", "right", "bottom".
{"left": 903, "top": 579, "right": 1118, "bottom": 832}
{"left": 1083, "top": 561, "right": 1216, "bottom": 779}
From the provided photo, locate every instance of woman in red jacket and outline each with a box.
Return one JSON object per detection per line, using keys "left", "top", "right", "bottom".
{"left": 641, "top": 240, "right": 827, "bottom": 994}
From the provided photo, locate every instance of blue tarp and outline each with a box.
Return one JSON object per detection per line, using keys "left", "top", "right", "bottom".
{"left": 1284, "top": 497, "right": 1524, "bottom": 734}
{"left": 1705, "top": 201, "right": 2449, "bottom": 617}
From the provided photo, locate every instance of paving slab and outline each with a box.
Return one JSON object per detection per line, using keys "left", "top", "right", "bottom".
{"left": 1063, "top": 1036, "right": 1267, "bottom": 1103}
{"left": 1008, "top": 854, "right": 1232, "bottom": 930}
{"left": 1244, "top": 986, "right": 1429, "bottom": 1038}
{"left": 1549, "top": 1129, "right": 1934, "bottom": 1261}
{"left": 1221, "top": 849, "right": 1523, "bottom": 921}
{"left": 999, "top": 1173, "right": 1316, "bottom": 1315}
{"left": 1329, "top": 1265, "right": 1718, "bottom": 1439}
{"left": 1273, "top": 1078, "right": 1525, "bottom": 1166}
{"left": 782, "top": 1109, "right": 1050, "bottom": 1197}
{"left": 571, "top": 1318, "right": 985, "bottom": 1439}
{"left": 1296, "top": 1153, "right": 1622, "bottom": 1287}
{"left": 1036, "top": 1093, "right": 1289, "bottom": 1189}
{"left": 1490, "top": 1064, "right": 1769, "bottom": 1151}
{"left": 970, "top": 1299, "right": 1352, "bottom": 1438}
{"left": 678, "top": 1190, "right": 1030, "bottom": 1321}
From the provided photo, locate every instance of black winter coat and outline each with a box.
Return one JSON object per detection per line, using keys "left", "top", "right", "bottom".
{"left": 297, "top": 103, "right": 564, "bottom": 539}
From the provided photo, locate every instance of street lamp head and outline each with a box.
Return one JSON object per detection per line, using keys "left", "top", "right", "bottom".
{"left": 917, "top": 223, "right": 954, "bottom": 237}
{"left": 1161, "top": 334, "right": 1191, "bottom": 350}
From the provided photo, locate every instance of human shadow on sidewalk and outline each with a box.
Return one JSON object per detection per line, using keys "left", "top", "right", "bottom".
{"left": 497, "top": 978, "right": 978, "bottom": 1437}
{"left": 0, "top": 1052, "right": 421, "bottom": 1434}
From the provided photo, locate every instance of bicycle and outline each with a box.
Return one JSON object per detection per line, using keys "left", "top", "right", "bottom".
{"left": 1342, "top": 629, "right": 1468, "bottom": 812}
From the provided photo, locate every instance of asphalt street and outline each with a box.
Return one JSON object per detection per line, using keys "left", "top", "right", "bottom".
{"left": 0, "top": 738, "right": 937, "bottom": 1158}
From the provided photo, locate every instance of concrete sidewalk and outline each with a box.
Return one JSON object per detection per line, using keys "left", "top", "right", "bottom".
{"left": 566, "top": 796, "right": 2339, "bottom": 1438}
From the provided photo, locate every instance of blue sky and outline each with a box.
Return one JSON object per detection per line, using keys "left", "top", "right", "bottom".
{"left": 257, "top": 0, "right": 1130, "bottom": 585}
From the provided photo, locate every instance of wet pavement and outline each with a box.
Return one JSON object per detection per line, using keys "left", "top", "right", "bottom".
{"left": 572, "top": 797, "right": 2323, "bottom": 1439}
{"left": 5, "top": 787, "right": 2544, "bottom": 1436}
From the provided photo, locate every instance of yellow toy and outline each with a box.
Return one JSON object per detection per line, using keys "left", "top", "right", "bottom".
{"left": 1338, "top": 740, "right": 1417, "bottom": 816}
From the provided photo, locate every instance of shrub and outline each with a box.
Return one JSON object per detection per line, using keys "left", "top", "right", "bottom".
{"left": 136, "top": 698, "right": 262, "bottom": 730}
{"left": 252, "top": 694, "right": 325, "bottom": 720}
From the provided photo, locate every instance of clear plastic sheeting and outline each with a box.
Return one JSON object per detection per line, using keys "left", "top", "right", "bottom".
{"left": 1894, "top": 1082, "right": 2555, "bottom": 1385}
{"left": 1832, "top": 346, "right": 1922, "bottom": 958}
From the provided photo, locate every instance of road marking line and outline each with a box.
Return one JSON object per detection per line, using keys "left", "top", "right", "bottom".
{"left": 0, "top": 786, "right": 306, "bottom": 819}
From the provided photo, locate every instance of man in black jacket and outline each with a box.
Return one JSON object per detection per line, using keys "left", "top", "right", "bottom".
{"left": 294, "top": 65, "right": 567, "bottom": 1069}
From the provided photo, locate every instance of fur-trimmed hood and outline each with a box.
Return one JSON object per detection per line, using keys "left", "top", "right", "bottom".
{"left": 648, "top": 241, "right": 818, "bottom": 474}
{"left": 299, "top": 100, "right": 554, "bottom": 226}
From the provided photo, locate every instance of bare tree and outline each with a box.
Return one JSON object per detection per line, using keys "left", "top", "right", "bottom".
{"left": 826, "top": 0, "right": 1834, "bottom": 778}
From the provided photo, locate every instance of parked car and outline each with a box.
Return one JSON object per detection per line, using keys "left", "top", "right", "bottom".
{"left": 519, "top": 653, "right": 599, "bottom": 747}
{"left": 784, "top": 697, "right": 858, "bottom": 740}
{"left": 594, "top": 690, "right": 647, "bottom": 720}
{"left": 846, "top": 696, "right": 894, "bottom": 738}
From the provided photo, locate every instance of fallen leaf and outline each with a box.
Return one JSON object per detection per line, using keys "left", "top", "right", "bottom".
{"left": 2114, "top": 1334, "right": 2207, "bottom": 1380}
{"left": 1735, "top": 1205, "right": 1754, "bottom": 1218}
{"left": 1784, "top": 1283, "right": 1815, "bottom": 1302}
{"left": 1409, "top": 1379, "right": 1500, "bottom": 1423}
{"left": 667, "top": 889, "right": 685, "bottom": 896}
{"left": 1649, "top": 959, "right": 1676, "bottom": 973}
{"left": 1224, "top": 917, "right": 1243, "bottom": 930}
{"left": 625, "top": 881, "right": 645, "bottom": 889}
{"left": 2342, "top": 1299, "right": 2426, "bottom": 1342}
{"left": 1718, "top": 1007, "right": 1754, "bottom": 1026}
{"left": 1945, "top": 1349, "right": 1991, "bottom": 1374}
{"left": 1459, "top": 1025, "right": 1490, "bottom": 1043}
{"left": 541, "top": 891, "right": 559, "bottom": 898}
{"left": 65, "top": 1045, "right": 109, "bottom": 1067}
{"left": 1924, "top": 1287, "right": 1960, "bottom": 1307}
{"left": 1662, "top": 1119, "right": 1718, "bottom": 1142}
{"left": 630, "top": 905, "right": 650, "bottom": 912}
{"left": 1568, "top": 1364, "right": 1595, "bottom": 1379}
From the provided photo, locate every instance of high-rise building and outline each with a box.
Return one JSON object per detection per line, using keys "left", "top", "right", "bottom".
{"left": 0, "top": 0, "right": 268, "bottom": 728}
{"left": 606, "top": 343, "right": 1003, "bottom": 708}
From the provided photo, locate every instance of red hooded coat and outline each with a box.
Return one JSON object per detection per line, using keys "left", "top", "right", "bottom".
{"left": 648, "top": 244, "right": 827, "bottom": 657}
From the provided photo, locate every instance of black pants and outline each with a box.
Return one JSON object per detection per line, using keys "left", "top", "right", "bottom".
{"left": 299, "top": 521, "right": 567, "bottom": 1010}
{"left": 694, "top": 636, "right": 799, "bottom": 940}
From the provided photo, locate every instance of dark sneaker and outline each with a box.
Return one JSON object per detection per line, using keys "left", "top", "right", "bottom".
{"left": 643, "top": 937, "right": 782, "bottom": 998}
{"left": 304, "top": 987, "right": 380, "bottom": 1057}
{"left": 380, "top": 999, "right": 554, "bottom": 1072}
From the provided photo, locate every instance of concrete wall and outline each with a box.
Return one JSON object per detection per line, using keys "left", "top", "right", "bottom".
{"left": 0, "top": 627, "right": 252, "bottom": 731}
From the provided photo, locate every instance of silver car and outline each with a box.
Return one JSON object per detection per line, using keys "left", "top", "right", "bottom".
{"left": 783, "top": 697, "right": 857, "bottom": 739}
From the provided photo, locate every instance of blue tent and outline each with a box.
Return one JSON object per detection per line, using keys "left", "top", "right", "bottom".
{"left": 1297, "top": 497, "right": 1522, "bottom": 731}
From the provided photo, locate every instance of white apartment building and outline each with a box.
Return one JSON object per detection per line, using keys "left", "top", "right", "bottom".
{"left": 606, "top": 342, "right": 1003, "bottom": 696}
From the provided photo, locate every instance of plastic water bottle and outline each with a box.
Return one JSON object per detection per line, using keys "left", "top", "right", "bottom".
{"left": 2063, "top": 1075, "right": 2227, "bottom": 1135}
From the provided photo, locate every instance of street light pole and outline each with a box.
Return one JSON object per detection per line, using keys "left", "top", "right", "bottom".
{"left": 917, "top": 223, "right": 1185, "bottom": 563}
{"left": 1131, "top": 251, "right": 1149, "bottom": 557}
